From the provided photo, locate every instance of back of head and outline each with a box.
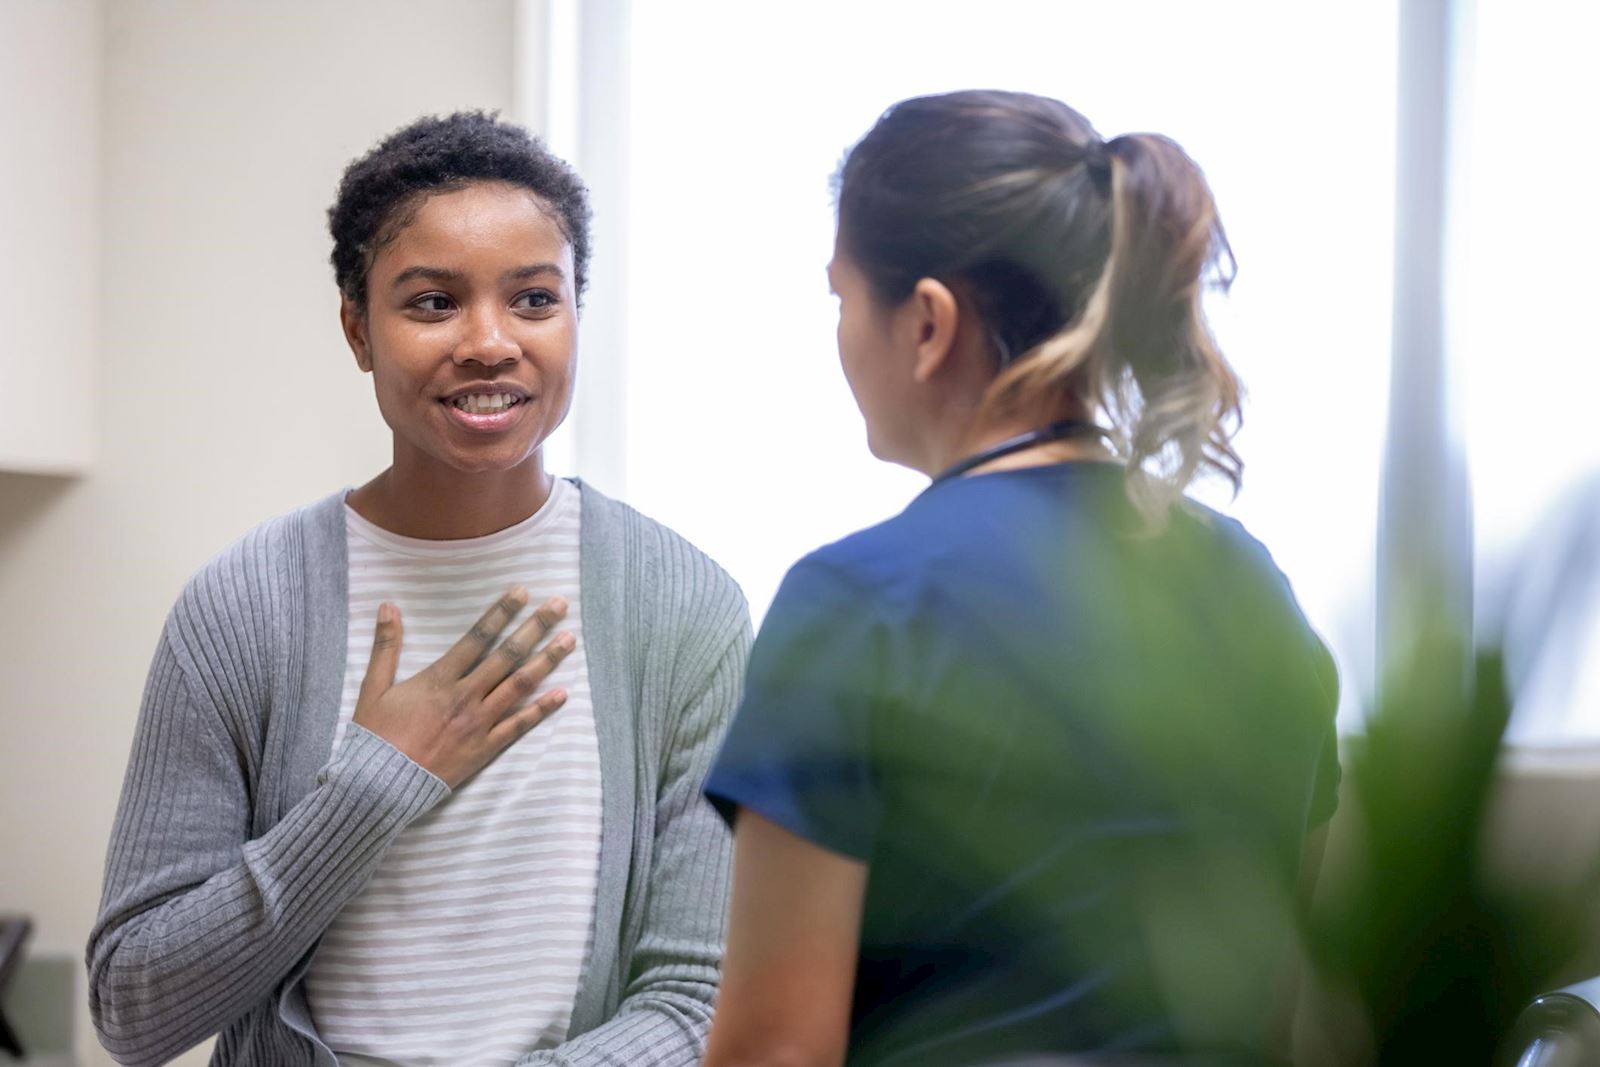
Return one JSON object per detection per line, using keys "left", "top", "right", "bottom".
{"left": 834, "top": 90, "right": 1243, "bottom": 520}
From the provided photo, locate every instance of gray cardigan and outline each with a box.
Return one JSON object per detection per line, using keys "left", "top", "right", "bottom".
{"left": 88, "top": 481, "right": 751, "bottom": 1067}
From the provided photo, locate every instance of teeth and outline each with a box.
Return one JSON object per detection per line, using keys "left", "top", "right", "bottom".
{"left": 451, "top": 393, "right": 520, "bottom": 413}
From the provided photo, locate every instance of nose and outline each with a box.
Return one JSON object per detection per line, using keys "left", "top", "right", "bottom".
{"left": 453, "top": 305, "right": 521, "bottom": 368}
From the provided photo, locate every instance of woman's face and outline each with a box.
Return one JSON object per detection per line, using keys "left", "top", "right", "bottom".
{"left": 828, "top": 239, "right": 917, "bottom": 467}
{"left": 343, "top": 180, "right": 577, "bottom": 479}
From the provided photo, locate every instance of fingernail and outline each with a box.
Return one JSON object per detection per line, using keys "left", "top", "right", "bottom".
{"left": 557, "top": 632, "right": 576, "bottom": 650}
{"left": 378, "top": 602, "right": 394, "bottom": 624}
{"left": 549, "top": 596, "right": 568, "bottom": 614}
{"left": 509, "top": 584, "right": 528, "bottom": 601}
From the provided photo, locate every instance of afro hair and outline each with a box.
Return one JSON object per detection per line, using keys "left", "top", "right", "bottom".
{"left": 328, "top": 111, "right": 592, "bottom": 308}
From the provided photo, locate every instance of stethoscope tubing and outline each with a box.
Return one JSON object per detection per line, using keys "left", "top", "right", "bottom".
{"left": 928, "top": 419, "right": 1109, "bottom": 486}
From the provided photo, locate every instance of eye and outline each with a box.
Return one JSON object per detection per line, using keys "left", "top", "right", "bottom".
{"left": 409, "top": 293, "right": 454, "bottom": 315}
{"left": 513, "top": 289, "right": 558, "bottom": 313}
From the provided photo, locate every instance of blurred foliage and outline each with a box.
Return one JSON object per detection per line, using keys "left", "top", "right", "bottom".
{"left": 1300, "top": 617, "right": 1600, "bottom": 1064}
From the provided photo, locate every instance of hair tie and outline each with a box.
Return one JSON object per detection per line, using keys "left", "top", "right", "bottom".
{"left": 1083, "top": 139, "right": 1113, "bottom": 188}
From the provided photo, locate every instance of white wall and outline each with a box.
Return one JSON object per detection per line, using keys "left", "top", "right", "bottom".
{"left": 0, "top": 2, "right": 525, "bottom": 1062}
{"left": 0, "top": 0, "right": 100, "bottom": 474}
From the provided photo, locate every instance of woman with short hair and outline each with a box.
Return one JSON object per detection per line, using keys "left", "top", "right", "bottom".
{"left": 90, "top": 111, "right": 749, "bottom": 1067}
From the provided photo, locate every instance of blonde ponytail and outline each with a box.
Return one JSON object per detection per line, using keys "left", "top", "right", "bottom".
{"left": 980, "top": 133, "right": 1243, "bottom": 525}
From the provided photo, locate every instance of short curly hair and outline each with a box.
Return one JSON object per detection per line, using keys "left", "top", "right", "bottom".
{"left": 328, "top": 111, "right": 592, "bottom": 309}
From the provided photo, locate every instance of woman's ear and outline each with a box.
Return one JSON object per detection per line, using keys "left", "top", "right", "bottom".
{"left": 340, "top": 295, "right": 373, "bottom": 372}
{"left": 906, "top": 277, "right": 960, "bottom": 384}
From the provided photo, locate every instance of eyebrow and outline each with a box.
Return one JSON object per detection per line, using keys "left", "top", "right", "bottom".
{"left": 504, "top": 262, "right": 566, "bottom": 283}
{"left": 390, "top": 263, "right": 566, "bottom": 289}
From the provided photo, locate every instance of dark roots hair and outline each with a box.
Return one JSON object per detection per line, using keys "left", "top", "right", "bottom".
{"left": 328, "top": 110, "right": 592, "bottom": 309}
{"left": 835, "top": 90, "right": 1243, "bottom": 519}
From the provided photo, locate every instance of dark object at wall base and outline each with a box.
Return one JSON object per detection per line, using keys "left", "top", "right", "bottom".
{"left": 0, "top": 914, "right": 33, "bottom": 1057}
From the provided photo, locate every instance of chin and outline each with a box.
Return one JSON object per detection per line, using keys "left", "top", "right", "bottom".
{"left": 863, "top": 426, "right": 909, "bottom": 468}
{"left": 439, "top": 444, "right": 543, "bottom": 476}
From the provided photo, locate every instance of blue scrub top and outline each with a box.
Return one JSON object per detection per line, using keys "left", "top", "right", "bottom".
{"left": 707, "top": 461, "right": 1340, "bottom": 1066}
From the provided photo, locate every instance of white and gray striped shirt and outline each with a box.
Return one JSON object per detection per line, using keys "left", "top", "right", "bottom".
{"left": 305, "top": 478, "right": 602, "bottom": 1067}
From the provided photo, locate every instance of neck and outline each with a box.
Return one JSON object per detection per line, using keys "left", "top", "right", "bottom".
{"left": 348, "top": 450, "right": 554, "bottom": 540}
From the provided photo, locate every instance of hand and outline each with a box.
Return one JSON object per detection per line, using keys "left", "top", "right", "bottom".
{"left": 352, "top": 587, "right": 574, "bottom": 788}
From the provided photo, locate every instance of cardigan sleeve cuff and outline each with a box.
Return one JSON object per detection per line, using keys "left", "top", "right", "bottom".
{"left": 318, "top": 723, "right": 451, "bottom": 827}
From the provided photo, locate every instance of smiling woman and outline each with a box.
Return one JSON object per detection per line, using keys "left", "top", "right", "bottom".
{"left": 86, "top": 112, "right": 750, "bottom": 1067}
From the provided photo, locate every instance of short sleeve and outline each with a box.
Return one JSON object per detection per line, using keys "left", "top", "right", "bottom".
{"left": 704, "top": 557, "right": 884, "bottom": 862}
{"left": 1308, "top": 727, "right": 1342, "bottom": 827}
{"left": 1306, "top": 630, "right": 1343, "bottom": 828}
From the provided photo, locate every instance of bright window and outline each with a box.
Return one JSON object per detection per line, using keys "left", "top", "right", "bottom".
{"left": 617, "top": 1, "right": 1397, "bottom": 729}
{"left": 1460, "top": 0, "right": 1600, "bottom": 741}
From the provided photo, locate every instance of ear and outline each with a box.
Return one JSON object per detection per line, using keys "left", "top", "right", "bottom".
{"left": 906, "top": 277, "right": 960, "bottom": 385}
{"left": 340, "top": 295, "right": 373, "bottom": 373}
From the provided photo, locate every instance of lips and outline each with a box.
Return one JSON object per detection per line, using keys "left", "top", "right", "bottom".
{"left": 439, "top": 389, "right": 532, "bottom": 433}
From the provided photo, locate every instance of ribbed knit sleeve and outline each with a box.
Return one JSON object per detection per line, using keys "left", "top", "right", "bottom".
{"left": 87, "top": 559, "right": 448, "bottom": 1067}
{"left": 518, "top": 512, "right": 752, "bottom": 1067}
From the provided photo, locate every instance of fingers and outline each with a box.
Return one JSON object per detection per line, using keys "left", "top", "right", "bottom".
{"left": 486, "top": 686, "right": 569, "bottom": 750}
{"left": 357, "top": 602, "right": 403, "bottom": 708}
{"left": 467, "top": 595, "right": 569, "bottom": 693}
{"left": 436, "top": 586, "right": 529, "bottom": 678}
{"left": 482, "top": 627, "right": 576, "bottom": 716}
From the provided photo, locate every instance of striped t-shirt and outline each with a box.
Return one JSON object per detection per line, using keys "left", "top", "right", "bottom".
{"left": 305, "top": 478, "right": 602, "bottom": 1066}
